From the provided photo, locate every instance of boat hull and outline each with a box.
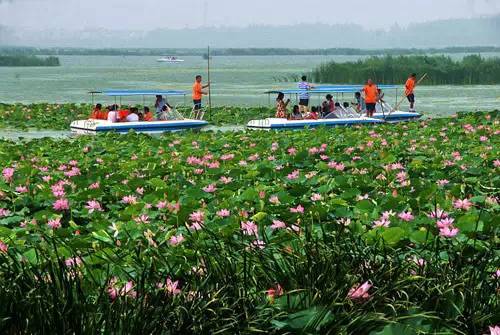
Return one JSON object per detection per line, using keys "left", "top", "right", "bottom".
{"left": 247, "top": 117, "right": 384, "bottom": 130}
{"left": 70, "top": 119, "right": 208, "bottom": 134}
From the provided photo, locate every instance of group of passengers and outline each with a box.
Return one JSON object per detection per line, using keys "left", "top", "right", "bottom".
{"left": 276, "top": 74, "right": 415, "bottom": 120}
{"left": 90, "top": 95, "right": 177, "bottom": 123}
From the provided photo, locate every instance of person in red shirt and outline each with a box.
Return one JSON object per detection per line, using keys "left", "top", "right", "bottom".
{"left": 90, "top": 103, "right": 102, "bottom": 119}
{"left": 143, "top": 106, "right": 153, "bottom": 121}
{"left": 405, "top": 73, "right": 417, "bottom": 112}
{"left": 362, "top": 79, "right": 379, "bottom": 117}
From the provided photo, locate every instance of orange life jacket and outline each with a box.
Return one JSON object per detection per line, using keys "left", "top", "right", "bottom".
{"left": 90, "top": 108, "right": 101, "bottom": 119}
{"left": 144, "top": 112, "right": 154, "bottom": 121}
{"left": 117, "top": 110, "right": 130, "bottom": 121}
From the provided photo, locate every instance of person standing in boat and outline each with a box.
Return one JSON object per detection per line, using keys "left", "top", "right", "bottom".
{"left": 405, "top": 73, "right": 417, "bottom": 112}
{"left": 275, "top": 92, "right": 290, "bottom": 118}
{"left": 192, "top": 75, "right": 210, "bottom": 119}
{"left": 154, "top": 95, "right": 172, "bottom": 120}
{"left": 362, "top": 79, "right": 379, "bottom": 117}
{"left": 297, "top": 75, "right": 315, "bottom": 114}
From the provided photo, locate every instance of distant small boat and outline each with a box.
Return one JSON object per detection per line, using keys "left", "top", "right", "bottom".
{"left": 157, "top": 56, "right": 184, "bottom": 63}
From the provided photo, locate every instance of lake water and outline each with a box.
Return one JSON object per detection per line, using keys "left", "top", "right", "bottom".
{"left": 1, "top": 54, "right": 499, "bottom": 117}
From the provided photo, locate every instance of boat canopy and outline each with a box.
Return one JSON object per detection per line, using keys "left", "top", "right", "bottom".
{"left": 90, "top": 89, "right": 187, "bottom": 97}
{"left": 265, "top": 84, "right": 398, "bottom": 95}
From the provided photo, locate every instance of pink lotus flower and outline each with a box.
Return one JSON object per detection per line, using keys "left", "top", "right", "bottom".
{"left": 439, "top": 226, "right": 459, "bottom": 238}
{"left": 287, "top": 147, "right": 297, "bottom": 156}
{"left": 187, "top": 156, "right": 202, "bottom": 165}
{"left": 169, "top": 234, "right": 185, "bottom": 246}
{"left": 287, "top": 170, "right": 300, "bottom": 180}
{"left": 42, "top": 175, "right": 52, "bottom": 183}
{"left": 347, "top": 281, "right": 372, "bottom": 300}
{"left": 51, "top": 184, "right": 66, "bottom": 198}
{"left": 290, "top": 204, "right": 304, "bottom": 214}
{"left": 453, "top": 198, "right": 473, "bottom": 211}
{"left": 64, "top": 167, "right": 81, "bottom": 177}
{"left": 0, "top": 240, "right": 8, "bottom": 253}
{"left": 220, "top": 153, "right": 235, "bottom": 161}
{"left": 85, "top": 200, "right": 103, "bottom": 213}
{"left": 267, "top": 284, "right": 284, "bottom": 303}
{"left": 381, "top": 210, "right": 396, "bottom": 220}
{"left": 271, "top": 220, "right": 286, "bottom": 230}
{"left": 373, "top": 219, "right": 390, "bottom": 228}
{"left": 64, "top": 256, "right": 82, "bottom": 267}
{"left": 134, "top": 214, "right": 150, "bottom": 224}
{"left": 494, "top": 160, "right": 500, "bottom": 168}
{"left": 121, "top": 195, "right": 137, "bottom": 205}
{"left": 207, "top": 161, "right": 220, "bottom": 169}
{"left": 398, "top": 211, "right": 414, "bottom": 222}
{"left": 251, "top": 239, "right": 266, "bottom": 249}
{"left": 238, "top": 160, "right": 248, "bottom": 166}
{"left": 216, "top": 209, "right": 230, "bottom": 218}
{"left": 161, "top": 277, "right": 181, "bottom": 295}
{"left": 203, "top": 184, "right": 217, "bottom": 193}
{"left": 269, "top": 195, "right": 281, "bottom": 205}
{"left": 108, "top": 279, "right": 136, "bottom": 300}
{"left": 310, "top": 193, "right": 322, "bottom": 202}
{"left": 436, "top": 179, "right": 449, "bottom": 186}
{"left": 308, "top": 147, "right": 319, "bottom": 155}
{"left": 189, "top": 222, "right": 203, "bottom": 231}
{"left": 136, "top": 187, "right": 144, "bottom": 195}
{"left": 428, "top": 208, "right": 448, "bottom": 219}
{"left": 47, "top": 217, "right": 62, "bottom": 229}
{"left": 89, "top": 182, "right": 100, "bottom": 190}
{"left": 437, "top": 217, "right": 455, "bottom": 229}
{"left": 248, "top": 154, "right": 259, "bottom": 161}
{"left": 271, "top": 142, "right": 279, "bottom": 151}
{"left": 480, "top": 136, "right": 488, "bottom": 142}
{"left": 53, "top": 198, "right": 69, "bottom": 211}
{"left": 156, "top": 201, "right": 167, "bottom": 209}
{"left": 219, "top": 176, "right": 233, "bottom": 184}
{"left": 2, "top": 167, "right": 15, "bottom": 182}
{"left": 189, "top": 211, "right": 204, "bottom": 223}
{"left": 490, "top": 326, "right": 500, "bottom": 335}
{"left": 267, "top": 155, "right": 276, "bottom": 161}
{"left": 241, "top": 221, "right": 258, "bottom": 236}
{"left": 15, "top": 185, "right": 28, "bottom": 193}
{"left": 0, "top": 208, "right": 11, "bottom": 217}
{"left": 194, "top": 168, "right": 204, "bottom": 175}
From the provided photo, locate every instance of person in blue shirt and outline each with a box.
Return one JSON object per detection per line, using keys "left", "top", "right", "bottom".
{"left": 297, "top": 75, "right": 315, "bottom": 114}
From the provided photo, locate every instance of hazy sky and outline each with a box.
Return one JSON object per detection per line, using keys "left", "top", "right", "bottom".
{"left": 1, "top": 0, "right": 499, "bottom": 31}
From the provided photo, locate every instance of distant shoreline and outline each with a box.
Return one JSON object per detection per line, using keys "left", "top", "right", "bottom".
{"left": 1, "top": 46, "right": 499, "bottom": 57}
{"left": 0, "top": 55, "right": 60, "bottom": 67}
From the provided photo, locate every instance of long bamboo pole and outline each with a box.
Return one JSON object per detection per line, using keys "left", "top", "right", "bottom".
{"left": 207, "top": 45, "right": 212, "bottom": 120}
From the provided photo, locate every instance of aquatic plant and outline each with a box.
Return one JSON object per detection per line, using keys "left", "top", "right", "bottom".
{"left": 0, "top": 114, "right": 498, "bottom": 333}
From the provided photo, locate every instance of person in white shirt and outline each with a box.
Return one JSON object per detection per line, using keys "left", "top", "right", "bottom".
{"left": 126, "top": 107, "right": 139, "bottom": 122}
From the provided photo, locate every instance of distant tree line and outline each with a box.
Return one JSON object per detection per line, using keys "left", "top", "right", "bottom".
{"left": 0, "top": 55, "right": 60, "bottom": 67}
{"left": 311, "top": 55, "right": 500, "bottom": 85}
{"left": 0, "top": 46, "right": 499, "bottom": 57}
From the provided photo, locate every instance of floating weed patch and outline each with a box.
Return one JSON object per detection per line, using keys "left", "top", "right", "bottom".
{"left": 0, "top": 115, "right": 498, "bottom": 333}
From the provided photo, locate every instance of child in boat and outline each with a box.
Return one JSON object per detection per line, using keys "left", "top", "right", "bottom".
{"left": 290, "top": 105, "right": 302, "bottom": 120}
{"left": 275, "top": 92, "right": 290, "bottom": 118}
{"left": 306, "top": 106, "right": 319, "bottom": 120}
{"left": 143, "top": 106, "right": 153, "bottom": 121}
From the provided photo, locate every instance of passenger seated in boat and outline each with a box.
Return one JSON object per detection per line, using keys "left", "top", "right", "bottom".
{"left": 154, "top": 95, "right": 173, "bottom": 120}
{"left": 275, "top": 92, "right": 290, "bottom": 118}
{"left": 354, "top": 92, "right": 366, "bottom": 113}
{"left": 106, "top": 105, "right": 120, "bottom": 122}
{"left": 305, "top": 106, "right": 319, "bottom": 120}
{"left": 157, "top": 105, "right": 176, "bottom": 121}
{"left": 290, "top": 105, "right": 303, "bottom": 120}
{"left": 323, "top": 103, "right": 341, "bottom": 119}
{"left": 321, "top": 101, "right": 329, "bottom": 117}
{"left": 143, "top": 106, "right": 154, "bottom": 121}
{"left": 125, "top": 107, "right": 139, "bottom": 122}
{"left": 325, "top": 94, "right": 335, "bottom": 114}
{"left": 90, "top": 104, "right": 103, "bottom": 119}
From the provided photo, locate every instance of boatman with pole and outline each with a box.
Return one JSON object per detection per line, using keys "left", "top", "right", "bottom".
{"left": 192, "top": 75, "right": 210, "bottom": 120}
{"left": 405, "top": 73, "right": 417, "bottom": 112}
